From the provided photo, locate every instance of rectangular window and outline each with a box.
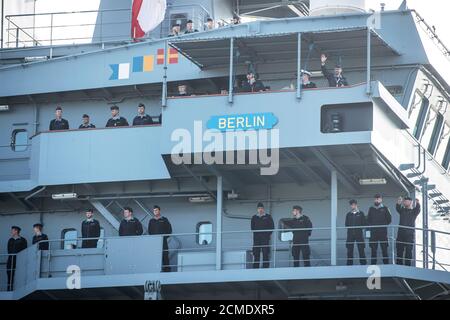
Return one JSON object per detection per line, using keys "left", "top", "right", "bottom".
{"left": 62, "top": 229, "right": 78, "bottom": 250}
{"left": 413, "top": 98, "right": 430, "bottom": 140}
{"left": 11, "top": 129, "right": 28, "bottom": 152}
{"left": 442, "top": 140, "right": 450, "bottom": 169}
{"left": 428, "top": 113, "right": 444, "bottom": 155}
{"left": 196, "top": 222, "right": 213, "bottom": 245}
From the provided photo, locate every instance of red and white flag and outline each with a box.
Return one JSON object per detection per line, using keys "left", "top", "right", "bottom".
{"left": 131, "top": 0, "right": 167, "bottom": 39}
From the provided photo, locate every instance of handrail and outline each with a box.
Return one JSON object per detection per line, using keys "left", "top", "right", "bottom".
{"left": 4, "top": 8, "right": 131, "bottom": 19}
{"left": 411, "top": 10, "right": 450, "bottom": 59}
{"left": 9, "top": 224, "right": 450, "bottom": 245}
{"left": 29, "top": 123, "right": 162, "bottom": 140}
{"left": 1, "top": 224, "right": 448, "bottom": 293}
{"left": 3, "top": 4, "right": 211, "bottom": 48}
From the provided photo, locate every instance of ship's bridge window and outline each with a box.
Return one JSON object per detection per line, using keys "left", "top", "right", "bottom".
{"left": 442, "top": 139, "right": 450, "bottom": 170}
{"left": 428, "top": 113, "right": 445, "bottom": 156}
{"left": 61, "top": 228, "right": 78, "bottom": 250}
{"left": 413, "top": 97, "right": 430, "bottom": 141}
{"left": 11, "top": 129, "right": 28, "bottom": 152}
{"left": 278, "top": 219, "right": 293, "bottom": 242}
{"left": 196, "top": 222, "right": 213, "bottom": 245}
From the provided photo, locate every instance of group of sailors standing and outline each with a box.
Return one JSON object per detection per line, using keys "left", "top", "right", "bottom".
{"left": 250, "top": 194, "right": 420, "bottom": 269}
{"left": 3, "top": 194, "right": 420, "bottom": 291}
{"left": 49, "top": 103, "right": 159, "bottom": 131}
{"left": 3, "top": 205, "right": 172, "bottom": 291}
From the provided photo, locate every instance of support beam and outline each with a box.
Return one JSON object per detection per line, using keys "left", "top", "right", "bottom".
{"left": 8, "top": 193, "right": 31, "bottom": 211}
{"left": 282, "top": 149, "right": 329, "bottom": 190}
{"left": 182, "top": 164, "right": 217, "bottom": 200}
{"left": 162, "top": 40, "right": 168, "bottom": 107}
{"left": 90, "top": 200, "right": 120, "bottom": 230}
{"left": 366, "top": 27, "right": 372, "bottom": 95}
{"left": 133, "top": 199, "right": 154, "bottom": 221}
{"left": 331, "top": 170, "right": 338, "bottom": 266}
{"left": 421, "top": 177, "right": 429, "bottom": 269}
{"left": 206, "top": 165, "right": 245, "bottom": 191}
{"left": 228, "top": 38, "right": 234, "bottom": 104}
{"left": 216, "top": 176, "right": 223, "bottom": 271}
{"left": 312, "top": 148, "right": 360, "bottom": 194}
{"left": 296, "top": 32, "right": 302, "bottom": 99}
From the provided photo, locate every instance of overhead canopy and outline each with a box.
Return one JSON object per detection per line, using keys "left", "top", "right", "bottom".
{"left": 169, "top": 28, "right": 400, "bottom": 70}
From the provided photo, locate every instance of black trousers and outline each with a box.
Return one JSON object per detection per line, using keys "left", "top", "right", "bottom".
{"left": 162, "top": 239, "right": 171, "bottom": 272}
{"left": 346, "top": 236, "right": 366, "bottom": 265}
{"left": 396, "top": 235, "right": 414, "bottom": 266}
{"left": 369, "top": 238, "right": 389, "bottom": 265}
{"left": 7, "top": 270, "right": 15, "bottom": 291}
{"left": 81, "top": 239, "right": 98, "bottom": 249}
{"left": 292, "top": 244, "right": 310, "bottom": 267}
{"left": 253, "top": 241, "right": 270, "bottom": 269}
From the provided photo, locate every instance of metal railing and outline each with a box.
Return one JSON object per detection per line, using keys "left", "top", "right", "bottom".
{"left": 1, "top": 224, "right": 449, "bottom": 292}
{"left": 412, "top": 10, "right": 450, "bottom": 59}
{"left": 3, "top": 4, "right": 211, "bottom": 48}
{"left": 5, "top": 8, "right": 131, "bottom": 48}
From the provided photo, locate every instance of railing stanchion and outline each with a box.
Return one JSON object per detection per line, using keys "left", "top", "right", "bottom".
{"left": 273, "top": 231, "right": 277, "bottom": 268}
{"left": 15, "top": 27, "right": 19, "bottom": 47}
{"left": 391, "top": 226, "right": 396, "bottom": 265}
{"left": 50, "top": 13, "right": 53, "bottom": 46}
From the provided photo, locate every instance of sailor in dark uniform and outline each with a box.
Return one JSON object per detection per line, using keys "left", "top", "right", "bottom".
{"left": 49, "top": 106, "right": 69, "bottom": 131}
{"left": 184, "top": 20, "right": 199, "bottom": 34}
{"left": 148, "top": 205, "right": 173, "bottom": 272}
{"left": 119, "top": 207, "right": 143, "bottom": 236}
{"left": 284, "top": 206, "right": 313, "bottom": 267}
{"left": 79, "top": 114, "right": 96, "bottom": 129}
{"left": 132, "top": 103, "right": 154, "bottom": 126}
{"left": 320, "top": 53, "right": 348, "bottom": 87}
{"left": 6, "top": 226, "right": 27, "bottom": 291}
{"left": 301, "top": 70, "right": 317, "bottom": 89}
{"left": 251, "top": 202, "right": 274, "bottom": 269}
{"left": 32, "top": 223, "right": 49, "bottom": 251}
{"left": 367, "top": 194, "right": 392, "bottom": 265}
{"left": 106, "top": 105, "right": 129, "bottom": 127}
{"left": 168, "top": 24, "right": 181, "bottom": 37}
{"left": 396, "top": 196, "right": 421, "bottom": 266}
{"left": 241, "top": 72, "right": 266, "bottom": 93}
{"left": 345, "top": 200, "right": 367, "bottom": 265}
{"left": 81, "top": 209, "right": 101, "bottom": 248}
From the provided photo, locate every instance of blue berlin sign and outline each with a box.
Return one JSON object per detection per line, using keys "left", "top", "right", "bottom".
{"left": 206, "top": 112, "right": 278, "bottom": 132}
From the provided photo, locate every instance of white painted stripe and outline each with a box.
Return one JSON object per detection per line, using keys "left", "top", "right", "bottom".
{"left": 118, "top": 63, "right": 130, "bottom": 80}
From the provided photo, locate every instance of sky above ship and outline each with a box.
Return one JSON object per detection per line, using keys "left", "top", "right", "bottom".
{"left": 367, "top": 0, "right": 450, "bottom": 47}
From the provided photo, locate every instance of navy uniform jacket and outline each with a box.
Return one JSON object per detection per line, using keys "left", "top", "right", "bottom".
{"left": 7, "top": 237, "right": 28, "bottom": 269}
{"left": 241, "top": 80, "right": 265, "bottom": 93}
{"left": 49, "top": 118, "right": 69, "bottom": 131}
{"left": 148, "top": 217, "right": 172, "bottom": 249}
{"left": 284, "top": 215, "right": 313, "bottom": 244}
{"left": 132, "top": 114, "right": 154, "bottom": 126}
{"left": 321, "top": 65, "right": 348, "bottom": 87}
{"left": 367, "top": 205, "right": 392, "bottom": 239}
{"left": 119, "top": 217, "right": 143, "bottom": 236}
{"left": 81, "top": 219, "right": 101, "bottom": 248}
{"left": 396, "top": 203, "right": 421, "bottom": 239}
{"left": 106, "top": 117, "right": 129, "bottom": 127}
{"left": 302, "top": 82, "right": 317, "bottom": 89}
{"left": 345, "top": 210, "right": 366, "bottom": 239}
{"left": 79, "top": 124, "right": 96, "bottom": 129}
{"left": 251, "top": 214, "right": 274, "bottom": 244}
{"left": 32, "top": 234, "right": 49, "bottom": 250}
